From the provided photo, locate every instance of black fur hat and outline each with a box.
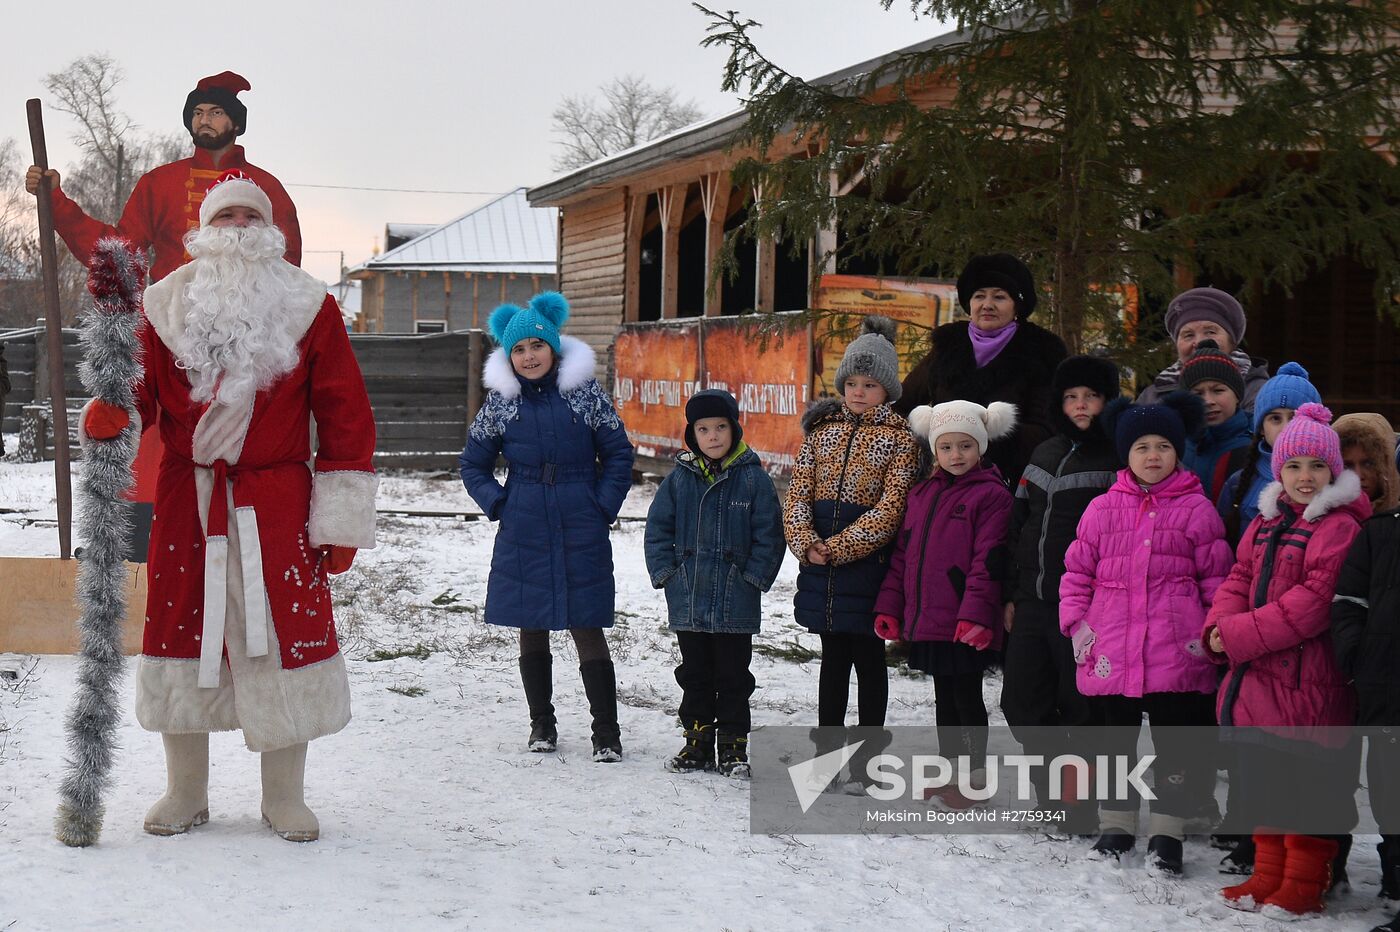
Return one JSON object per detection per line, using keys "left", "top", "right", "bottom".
{"left": 1050, "top": 354, "right": 1121, "bottom": 439}
{"left": 957, "top": 254, "right": 1038, "bottom": 319}
{"left": 183, "top": 71, "right": 251, "bottom": 136}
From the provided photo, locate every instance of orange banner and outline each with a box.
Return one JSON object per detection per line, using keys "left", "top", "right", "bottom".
{"left": 613, "top": 316, "right": 813, "bottom": 476}
{"left": 612, "top": 323, "right": 701, "bottom": 461}
{"left": 701, "top": 319, "right": 810, "bottom": 474}
{"left": 811, "top": 275, "right": 959, "bottom": 398}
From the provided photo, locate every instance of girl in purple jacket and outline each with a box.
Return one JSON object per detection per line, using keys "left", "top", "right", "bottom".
{"left": 874, "top": 400, "right": 1016, "bottom": 807}
{"left": 1205, "top": 404, "right": 1371, "bottom": 918}
{"left": 1059, "top": 392, "right": 1234, "bottom": 874}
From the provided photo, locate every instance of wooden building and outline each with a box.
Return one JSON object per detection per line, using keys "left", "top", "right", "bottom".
{"left": 349, "top": 188, "right": 558, "bottom": 333}
{"left": 528, "top": 24, "right": 1400, "bottom": 423}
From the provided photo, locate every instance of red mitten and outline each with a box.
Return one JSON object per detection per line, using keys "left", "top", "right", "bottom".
{"left": 954, "top": 620, "right": 993, "bottom": 651}
{"left": 874, "top": 613, "right": 902, "bottom": 641}
{"left": 322, "top": 545, "right": 356, "bottom": 575}
{"left": 85, "top": 400, "right": 130, "bottom": 440}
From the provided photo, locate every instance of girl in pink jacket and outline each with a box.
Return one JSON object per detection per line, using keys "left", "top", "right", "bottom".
{"left": 1205, "top": 403, "right": 1371, "bottom": 918}
{"left": 1059, "top": 392, "right": 1234, "bottom": 874}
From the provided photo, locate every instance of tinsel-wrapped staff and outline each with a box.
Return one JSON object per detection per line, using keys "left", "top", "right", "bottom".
{"left": 54, "top": 237, "right": 147, "bottom": 847}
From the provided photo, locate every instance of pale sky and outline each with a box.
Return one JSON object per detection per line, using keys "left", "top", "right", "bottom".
{"left": 1, "top": 1, "right": 942, "bottom": 285}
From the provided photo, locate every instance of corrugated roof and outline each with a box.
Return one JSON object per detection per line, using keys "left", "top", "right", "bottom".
{"left": 350, "top": 188, "right": 558, "bottom": 273}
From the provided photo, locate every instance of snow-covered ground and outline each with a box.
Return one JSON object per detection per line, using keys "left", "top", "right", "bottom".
{"left": 0, "top": 460, "right": 1393, "bottom": 930}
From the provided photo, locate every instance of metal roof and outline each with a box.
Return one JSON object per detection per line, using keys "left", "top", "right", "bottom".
{"left": 350, "top": 188, "right": 558, "bottom": 274}
{"left": 527, "top": 18, "right": 982, "bottom": 206}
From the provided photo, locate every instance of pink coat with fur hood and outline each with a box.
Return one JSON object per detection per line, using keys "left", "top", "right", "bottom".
{"left": 1060, "top": 467, "right": 1234, "bottom": 698}
{"left": 1205, "top": 470, "right": 1369, "bottom": 746}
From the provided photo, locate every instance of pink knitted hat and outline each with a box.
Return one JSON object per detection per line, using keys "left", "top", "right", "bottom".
{"left": 1271, "top": 402, "right": 1343, "bottom": 480}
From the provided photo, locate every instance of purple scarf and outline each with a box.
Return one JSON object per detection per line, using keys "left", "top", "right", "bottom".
{"left": 969, "top": 320, "right": 1018, "bottom": 368}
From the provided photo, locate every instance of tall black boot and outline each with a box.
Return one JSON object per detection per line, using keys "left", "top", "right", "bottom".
{"left": 580, "top": 658, "right": 622, "bottom": 763}
{"left": 519, "top": 652, "right": 556, "bottom": 752}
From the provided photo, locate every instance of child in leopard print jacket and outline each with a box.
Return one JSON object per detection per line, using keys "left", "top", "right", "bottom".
{"left": 784, "top": 317, "right": 920, "bottom": 740}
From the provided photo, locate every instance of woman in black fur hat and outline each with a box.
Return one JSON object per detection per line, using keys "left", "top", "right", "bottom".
{"left": 895, "top": 254, "right": 1068, "bottom": 486}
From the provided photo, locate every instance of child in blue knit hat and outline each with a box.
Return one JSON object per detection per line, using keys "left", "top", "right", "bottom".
{"left": 1217, "top": 362, "right": 1321, "bottom": 546}
{"left": 459, "top": 291, "right": 636, "bottom": 763}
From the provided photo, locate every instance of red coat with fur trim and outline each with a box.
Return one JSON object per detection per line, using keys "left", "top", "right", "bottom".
{"left": 79, "top": 257, "right": 375, "bottom": 750}
{"left": 49, "top": 145, "right": 301, "bottom": 283}
{"left": 127, "top": 268, "right": 374, "bottom": 675}
{"left": 1205, "top": 471, "right": 1370, "bottom": 747}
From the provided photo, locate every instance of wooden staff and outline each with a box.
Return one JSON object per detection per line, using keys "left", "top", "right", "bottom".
{"left": 27, "top": 98, "right": 73, "bottom": 560}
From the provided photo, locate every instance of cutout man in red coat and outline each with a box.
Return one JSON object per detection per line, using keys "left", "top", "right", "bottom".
{"left": 27, "top": 70, "right": 301, "bottom": 281}
{"left": 28, "top": 71, "right": 301, "bottom": 555}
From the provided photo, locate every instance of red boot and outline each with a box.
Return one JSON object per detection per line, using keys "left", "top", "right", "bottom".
{"left": 1261, "top": 834, "right": 1339, "bottom": 918}
{"left": 1222, "top": 832, "right": 1286, "bottom": 911}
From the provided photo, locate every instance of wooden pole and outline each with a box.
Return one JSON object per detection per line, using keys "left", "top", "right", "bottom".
{"left": 27, "top": 98, "right": 72, "bottom": 560}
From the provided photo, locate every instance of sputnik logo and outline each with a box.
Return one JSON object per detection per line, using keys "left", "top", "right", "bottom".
{"left": 788, "top": 740, "right": 864, "bottom": 813}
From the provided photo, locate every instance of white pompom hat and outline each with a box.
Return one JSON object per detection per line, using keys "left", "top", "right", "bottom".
{"left": 198, "top": 170, "right": 274, "bottom": 228}
{"left": 908, "top": 400, "right": 1018, "bottom": 455}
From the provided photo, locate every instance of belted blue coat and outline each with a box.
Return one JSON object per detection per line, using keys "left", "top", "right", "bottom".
{"left": 459, "top": 336, "right": 635, "bottom": 629}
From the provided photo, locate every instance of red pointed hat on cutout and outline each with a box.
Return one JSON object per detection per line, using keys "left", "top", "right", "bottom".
{"left": 183, "top": 71, "right": 251, "bottom": 135}
{"left": 199, "top": 170, "right": 273, "bottom": 228}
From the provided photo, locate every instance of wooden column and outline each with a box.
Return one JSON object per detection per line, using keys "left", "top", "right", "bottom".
{"left": 623, "top": 192, "right": 646, "bottom": 322}
{"left": 700, "top": 172, "right": 731, "bottom": 317}
{"left": 471, "top": 274, "right": 480, "bottom": 329}
{"left": 410, "top": 272, "right": 420, "bottom": 329}
{"left": 752, "top": 183, "right": 775, "bottom": 313}
{"left": 443, "top": 271, "right": 453, "bottom": 330}
{"left": 658, "top": 183, "right": 687, "bottom": 319}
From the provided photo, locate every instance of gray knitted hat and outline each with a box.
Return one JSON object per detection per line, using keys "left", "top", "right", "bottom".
{"left": 835, "top": 315, "right": 901, "bottom": 403}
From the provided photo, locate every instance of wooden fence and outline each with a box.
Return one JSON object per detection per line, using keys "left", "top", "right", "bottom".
{"left": 0, "top": 325, "right": 487, "bottom": 470}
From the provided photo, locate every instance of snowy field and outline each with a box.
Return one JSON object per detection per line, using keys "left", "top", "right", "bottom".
{"left": 0, "top": 458, "right": 1394, "bottom": 930}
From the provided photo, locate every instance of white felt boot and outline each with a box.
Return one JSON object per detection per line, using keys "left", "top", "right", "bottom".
{"left": 260, "top": 742, "right": 319, "bottom": 842}
{"left": 143, "top": 732, "right": 210, "bottom": 835}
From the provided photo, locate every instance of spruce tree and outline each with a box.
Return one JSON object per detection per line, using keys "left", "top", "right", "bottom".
{"left": 698, "top": 1, "right": 1400, "bottom": 368}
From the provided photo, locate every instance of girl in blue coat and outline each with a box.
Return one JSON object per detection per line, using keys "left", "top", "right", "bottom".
{"left": 459, "top": 292, "right": 635, "bottom": 762}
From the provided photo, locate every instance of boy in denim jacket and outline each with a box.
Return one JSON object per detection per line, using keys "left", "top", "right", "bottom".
{"left": 645, "top": 390, "right": 785, "bottom": 778}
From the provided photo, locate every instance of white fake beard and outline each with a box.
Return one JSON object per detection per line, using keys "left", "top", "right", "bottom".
{"left": 176, "top": 224, "right": 302, "bottom": 408}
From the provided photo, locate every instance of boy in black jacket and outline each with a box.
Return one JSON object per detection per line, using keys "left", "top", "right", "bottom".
{"left": 1332, "top": 508, "right": 1400, "bottom": 924}
{"left": 1001, "top": 355, "right": 1121, "bottom": 833}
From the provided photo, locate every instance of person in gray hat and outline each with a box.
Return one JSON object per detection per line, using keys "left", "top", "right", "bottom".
{"left": 1136, "top": 286, "right": 1272, "bottom": 411}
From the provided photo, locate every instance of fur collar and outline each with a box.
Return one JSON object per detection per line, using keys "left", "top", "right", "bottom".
{"left": 483, "top": 334, "right": 595, "bottom": 399}
{"left": 800, "top": 398, "right": 904, "bottom": 435}
{"left": 1257, "top": 470, "right": 1363, "bottom": 522}
{"left": 142, "top": 260, "right": 328, "bottom": 352}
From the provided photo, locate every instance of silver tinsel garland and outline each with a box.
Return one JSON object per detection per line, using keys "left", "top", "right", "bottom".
{"left": 54, "top": 238, "right": 146, "bottom": 847}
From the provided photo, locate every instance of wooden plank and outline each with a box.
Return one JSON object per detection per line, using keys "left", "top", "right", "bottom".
{"left": 562, "top": 214, "right": 626, "bottom": 238}
{"left": 375, "top": 421, "right": 468, "bottom": 441}
{"left": 562, "top": 235, "right": 627, "bottom": 261}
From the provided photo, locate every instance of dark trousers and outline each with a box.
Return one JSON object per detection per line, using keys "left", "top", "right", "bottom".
{"left": 1090, "top": 692, "right": 1217, "bottom": 817}
{"left": 1001, "top": 599, "right": 1098, "bottom": 803}
{"left": 675, "top": 631, "right": 755, "bottom": 736}
{"left": 934, "top": 672, "right": 988, "bottom": 772}
{"left": 1369, "top": 728, "right": 1400, "bottom": 834}
{"left": 1235, "top": 738, "right": 1360, "bottom": 837}
{"left": 817, "top": 632, "right": 888, "bottom": 727}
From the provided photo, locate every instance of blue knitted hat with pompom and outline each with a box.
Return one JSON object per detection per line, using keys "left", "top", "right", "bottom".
{"left": 489, "top": 291, "right": 569, "bottom": 355}
{"left": 1251, "top": 361, "right": 1320, "bottom": 433}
